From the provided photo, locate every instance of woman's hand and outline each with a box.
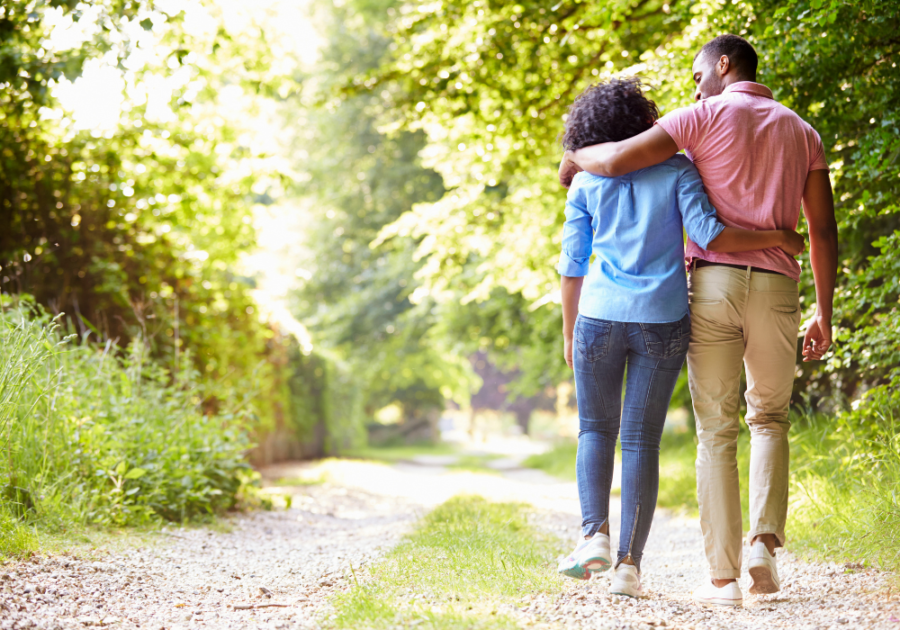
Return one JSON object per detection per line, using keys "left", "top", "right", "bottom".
{"left": 778, "top": 230, "right": 806, "bottom": 256}
{"left": 564, "top": 335, "right": 574, "bottom": 370}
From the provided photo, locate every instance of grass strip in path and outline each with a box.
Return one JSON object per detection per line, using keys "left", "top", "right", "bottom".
{"left": 522, "top": 442, "right": 578, "bottom": 481}
{"left": 328, "top": 495, "right": 566, "bottom": 629}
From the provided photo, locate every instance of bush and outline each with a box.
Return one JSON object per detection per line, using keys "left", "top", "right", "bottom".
{"left": 0, "top": 300, "right": 253, "bottom": 530}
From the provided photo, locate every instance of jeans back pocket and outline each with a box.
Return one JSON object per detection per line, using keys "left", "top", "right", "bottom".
{"left": 640, "top": 316, "right": 690, "bottom": 359}
{"left": 575, "top": 317, "right": 613, "bottom": 363}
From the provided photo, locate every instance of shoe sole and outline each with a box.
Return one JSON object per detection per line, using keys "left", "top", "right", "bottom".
{"left": 610, "top": 588, "right": 646, "bottom": 598}
{"left": 693, "top": 597, "right": 743, "bottom": 607}
{"left": 558, "top": 557, "right": 610, "bottom": 580}
{"left": 748, "top": 565, "right": 780, "bottom": 594}
{"left": 558, "top": 562, "right": 590, "bottom": 580}
{"left": 584, "top": 557, "right": 611, "bottom": 573}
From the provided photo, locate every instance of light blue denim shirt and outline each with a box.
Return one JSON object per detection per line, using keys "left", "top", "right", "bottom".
{"left": 558, "top": 154, "right": 726, "bottom": 324}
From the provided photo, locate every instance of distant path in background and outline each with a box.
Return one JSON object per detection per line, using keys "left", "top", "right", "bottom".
{"left": 1, "top": 455, "right": 897, "bottom": 629}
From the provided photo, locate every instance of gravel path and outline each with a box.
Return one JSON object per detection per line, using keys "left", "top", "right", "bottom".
{"left": 1, "top": 457, "right": 897, "bottom": 629}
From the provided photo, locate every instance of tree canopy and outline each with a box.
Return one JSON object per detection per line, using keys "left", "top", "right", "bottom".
{"left": 343, "top": 0, "right": 900, "bottom": 417}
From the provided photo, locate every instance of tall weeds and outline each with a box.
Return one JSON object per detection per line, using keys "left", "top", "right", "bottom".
{"left": 789, "top": 411, "right": 900, "bottom": 572}
{"left": 0, "top": 299, "right": 254, "bottom": 552}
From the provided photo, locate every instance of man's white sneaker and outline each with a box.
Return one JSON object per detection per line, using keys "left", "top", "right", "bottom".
{"left": 557, "top": 533, "right": 611, "bottom": 580}
{"left": 692, "top": 580, "right": 743, "bottom": 607}
{"left": 748, "top": 541, "right": 781, "bottom": 594}
{"left": 609, "top": 563, "right": 646, "bottom": 598}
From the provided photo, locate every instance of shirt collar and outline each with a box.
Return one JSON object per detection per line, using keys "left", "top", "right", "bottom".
{"left": 723, "top": 81, "right": 774, "bottom": 99}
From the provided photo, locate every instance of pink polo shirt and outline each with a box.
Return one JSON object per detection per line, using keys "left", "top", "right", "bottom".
{"left": 656, "top": 82, "right": 829, "bottom": 281}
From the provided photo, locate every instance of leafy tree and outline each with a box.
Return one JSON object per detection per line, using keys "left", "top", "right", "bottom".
{"left": 290, "top": 0, "right": 475, "bottom": 423}
{"left": 0, "top": 1, "right": 290, "bottom": 426}
{"left": 752, "top": 0, "right": 900, "bottom": 414}
{"left": 347, "top": 0, "right": 900, "bottom": 417}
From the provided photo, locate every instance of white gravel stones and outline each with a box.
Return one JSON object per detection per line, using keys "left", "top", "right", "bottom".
{"left": 0, "top": 484, "right": 418, "bottom": 630}
{"left": 539, "top": 509, "right": 900, "bottom": 629}
{"left": 0, "top": 458, "right": 897, "bottom": 630}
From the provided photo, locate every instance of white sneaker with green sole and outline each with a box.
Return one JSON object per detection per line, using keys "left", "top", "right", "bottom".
{"left": 557, "top": 533, "right": 611, "bottom": 580}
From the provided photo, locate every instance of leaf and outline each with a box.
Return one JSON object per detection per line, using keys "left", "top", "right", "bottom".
{"left": 140, "top": 17, "right": 153, "bottom": 31}
{"left": 124, "top": 467, "right": 147, "bottom": 480}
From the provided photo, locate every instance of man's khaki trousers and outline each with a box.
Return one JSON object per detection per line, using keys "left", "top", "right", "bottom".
{"left": 687, "top": 264, "right": 801, "bottom": 580}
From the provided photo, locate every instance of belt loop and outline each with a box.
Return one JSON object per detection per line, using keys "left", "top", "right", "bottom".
{"left": 745, "top": 265, "right": 752, "bottom": 279}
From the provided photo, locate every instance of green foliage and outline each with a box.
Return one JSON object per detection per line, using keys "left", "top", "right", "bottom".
{"left": 748, "top": 0, "right": 900, "bottom": 410}
{"left": 291, "top": 0, "right": 476, "bottom": 419}
{"left": 341, "top": 0, "right": 900, "bottom": 413}
{"left": 0, "top": 0, "right": 289, "bottom": 437}
{"left": 329, "top": 495, "right": 565, "bottom": 629}
{"left": 285, "top": 345, "right": 367, "bottom": 454}
{"left": 0, "top": 301, "right": 253, "bottom": 530}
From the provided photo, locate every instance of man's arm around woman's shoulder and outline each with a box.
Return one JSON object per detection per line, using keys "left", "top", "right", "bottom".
{"left": 559, "top": 126, "right": 680, "bottom": 186}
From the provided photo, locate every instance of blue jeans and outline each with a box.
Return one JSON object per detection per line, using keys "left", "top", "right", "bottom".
{"left": 573, "top": 313, "right": 690, "bottom": 572}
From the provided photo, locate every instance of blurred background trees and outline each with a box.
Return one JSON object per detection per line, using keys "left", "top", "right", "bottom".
{"left": 2, "top": 0, "right": 899, "bottom": 466}
{"left": 348, "top": 0, "right": 900, "bottom": 423}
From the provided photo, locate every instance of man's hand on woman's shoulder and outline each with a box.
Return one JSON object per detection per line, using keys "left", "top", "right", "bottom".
{"left": 559, "top": 151, "right": 583, "bottom": 189}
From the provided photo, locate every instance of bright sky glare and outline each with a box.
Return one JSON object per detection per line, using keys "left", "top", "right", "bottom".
{"left": 46, "top": 0, "right": 321, "bottom": 132}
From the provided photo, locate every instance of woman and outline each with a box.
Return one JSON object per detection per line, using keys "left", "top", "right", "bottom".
{"left": 555, "top": 77, "right": 803, "bottom": 597}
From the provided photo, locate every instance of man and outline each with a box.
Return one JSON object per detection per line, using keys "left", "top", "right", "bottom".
{"left": 558, "top": 34, "right": 838, "bottom": 606}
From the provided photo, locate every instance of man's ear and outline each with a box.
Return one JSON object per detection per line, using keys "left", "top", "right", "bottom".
{"left": 717, "top": 54, "right": 731, "bottom": 77}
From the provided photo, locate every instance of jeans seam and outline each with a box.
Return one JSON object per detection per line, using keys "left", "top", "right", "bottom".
{"left": 589, "top": 356, "right": 606, "bottom": 418}
{"left": 622, "top": 356, "right": 659, "bottom": 569}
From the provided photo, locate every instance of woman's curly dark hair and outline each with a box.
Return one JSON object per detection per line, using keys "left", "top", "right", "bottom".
{"left": 561, "top": 77, "right": 659, "bottom": 151}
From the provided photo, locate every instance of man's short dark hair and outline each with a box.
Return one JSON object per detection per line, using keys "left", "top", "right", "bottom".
{"left": 562, "top": 77, "right": 659, "bottom": 151}
{"left": 697, "top": 34, "right": 758, "bottom": 80}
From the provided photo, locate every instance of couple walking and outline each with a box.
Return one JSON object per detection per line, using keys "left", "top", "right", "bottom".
{"left": 554, "top": 34, "right": 838, "bottom": 606}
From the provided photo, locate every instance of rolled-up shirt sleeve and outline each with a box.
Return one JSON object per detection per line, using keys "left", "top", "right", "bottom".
{"left": 676, "top": 163, "right": 726, "bottom": 250}
{"left": 558, "top": 179, "right": 593, "bottom": 277}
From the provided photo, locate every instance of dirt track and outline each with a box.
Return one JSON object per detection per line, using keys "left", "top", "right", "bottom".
{"left": 1, "top": 457, "right": 897, "bottom": 629}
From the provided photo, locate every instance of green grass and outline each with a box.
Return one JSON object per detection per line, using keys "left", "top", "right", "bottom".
{"left": 342, "top": 442, "right": 459, "bottom": 463}
{"left": 328, "top": 495, "right": 566, "bottom": 629}
{"left": 0, "top": 512, "right": 38, "bottom": 560}
{"left": 446, "top": 454, "right": 502, "bottom": 475}
{"left": 343, "top": 443, "right": 501, "bottom": 474}
{"left": 522, "top": 441, "right": 578, "bottom": 480}
{"left": 786, "top": 413, "right": 900, "bottom": 573}
{"left": 0, "top": 300, "right": 255, "bottom": 560}
{"left": 270, "top": 473, "right": 329, "bottom": 487}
